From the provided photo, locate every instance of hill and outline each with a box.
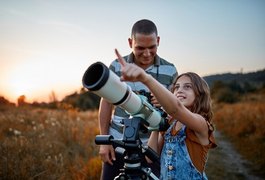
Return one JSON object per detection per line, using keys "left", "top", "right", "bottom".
{"left": 203, "top": 68, "right": 265, "bottom": 88}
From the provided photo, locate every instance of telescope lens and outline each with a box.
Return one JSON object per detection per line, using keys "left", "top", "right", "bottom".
{"left": 82, "top": 62, "right": 109, "bottom": 91}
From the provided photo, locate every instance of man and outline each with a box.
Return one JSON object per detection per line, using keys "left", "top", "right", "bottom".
{"left": 99, "top": 19, "right": 178, "bottom": 179}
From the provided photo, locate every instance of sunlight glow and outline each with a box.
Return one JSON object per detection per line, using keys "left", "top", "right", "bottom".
{"left": 0, "top": 1, "right": 264, "bottom": 103}
{"left": 4, "top": 55, "right": 82, "bottom": 103}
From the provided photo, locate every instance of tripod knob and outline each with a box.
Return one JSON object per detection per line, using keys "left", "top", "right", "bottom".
{"left": 95, "top": 135, "right": 113, "bottom": 145}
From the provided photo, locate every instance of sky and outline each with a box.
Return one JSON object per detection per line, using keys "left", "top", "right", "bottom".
{"left": 0, "top": 0, "right": 264, "bottom": 104}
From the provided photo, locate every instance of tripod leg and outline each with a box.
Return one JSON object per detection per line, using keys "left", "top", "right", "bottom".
{"left": 141, "top": 167, "right": 159, "bottom": 180}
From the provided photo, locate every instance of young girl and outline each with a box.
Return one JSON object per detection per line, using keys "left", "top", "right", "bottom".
{"left": 115, "top": 49, "right": 217, "bottom": 179}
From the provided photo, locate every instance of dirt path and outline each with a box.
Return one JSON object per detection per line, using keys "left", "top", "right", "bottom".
{"left": 205, "top": 131, "right": 262, "bottom": 180}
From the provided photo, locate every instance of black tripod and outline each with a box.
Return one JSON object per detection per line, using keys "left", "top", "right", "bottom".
{"left": 95, "top": 117, "right": 160, "bottom": 180}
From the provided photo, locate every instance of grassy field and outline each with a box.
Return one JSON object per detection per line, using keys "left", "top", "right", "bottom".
{"left": 210, "top": 100, "right": 265, "bottom": 178}
{"left": 0, "top": 92, "right": 264, "bottom": 179}
{"left": 0, "top": 106, "right": 101, "bottom": 179}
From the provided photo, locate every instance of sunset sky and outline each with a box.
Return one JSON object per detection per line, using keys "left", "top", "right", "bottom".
{"left": 0, "top": 0, "right": 264, "bottom": 104}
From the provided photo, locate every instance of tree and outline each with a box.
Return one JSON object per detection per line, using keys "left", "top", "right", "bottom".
{"left": 17, "top": 95, "right": 26, "bottom": 106}
{"left": 49, "top": 90, "right": 58, "bottom": 103}
{"left": 211, "top": 81, "right": 239, "bottom": 103}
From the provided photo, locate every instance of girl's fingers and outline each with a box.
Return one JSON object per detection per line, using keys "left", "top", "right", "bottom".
{"left": 115, "top": 49, "right": 126, "bottom": 67}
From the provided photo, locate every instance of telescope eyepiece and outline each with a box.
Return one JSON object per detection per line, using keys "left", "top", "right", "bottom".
{"left": 82, "top": 62, "right": 109, "bottom": 91}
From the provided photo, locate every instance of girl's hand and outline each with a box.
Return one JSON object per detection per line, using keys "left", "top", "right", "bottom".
{"left": 149, "top": 93, "right": 161, "bottom": 108}
{"left": 115, "top": 49, "right": 150, "bottom": 83}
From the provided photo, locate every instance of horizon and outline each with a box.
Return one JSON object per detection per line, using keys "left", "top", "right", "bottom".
{"left": 1, "top": 0, "right": 264, "bottom": 103}
{"left": 2, "top": 67, "right": 264, "bottom": 104}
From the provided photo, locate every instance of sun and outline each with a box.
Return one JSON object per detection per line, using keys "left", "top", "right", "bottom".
{"left": 2, "top": 56, "right": 82, "bottom": 104}
{"left": 9, "top": 75, "right": 36, "bottom": 99}
{"left": 3, "top": 59, "right": 53, "bottom": 103}
{"left": 6, "top": 67, "right": 40, "bottom": 103}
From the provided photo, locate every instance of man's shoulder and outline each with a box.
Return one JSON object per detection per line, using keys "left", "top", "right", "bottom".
{"left": 110, "top": 59, "right": 119, "bottom": 66}
{"left": 157, "top": 57, "right": 178, "bottom": 78}
{"left": 159, "top": 57, "right": 175, "bottom": 66}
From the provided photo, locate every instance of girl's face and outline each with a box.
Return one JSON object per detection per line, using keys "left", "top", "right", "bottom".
{"left": 173, "top": 75, "right": 195, "bottom": 108}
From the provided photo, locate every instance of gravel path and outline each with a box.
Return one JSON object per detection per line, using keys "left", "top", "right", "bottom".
{"left": 205, "top": 131, "right": 262, "bottom": 180}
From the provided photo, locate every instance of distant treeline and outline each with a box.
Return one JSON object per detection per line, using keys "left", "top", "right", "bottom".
{"left": 204, "top": 69, "right": 265, "bottom": 88}
{"left": 61, "top": 88, "right": 100, "bottom": 110}
{"left": 0, "top": 88, "right": 100, "bottom": 111}
{"left": 1, "top": 69, "right": 264, "bottom": 110}
{"left": 204, "top": 69, "right": 265, "bottom": 103}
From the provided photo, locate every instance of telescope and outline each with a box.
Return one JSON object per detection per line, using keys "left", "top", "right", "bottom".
{"left": 82, "top": 61, "right": 168, "bottom": 131}
{"left": 82, "top": 61, "right": 164, "bottom": 179}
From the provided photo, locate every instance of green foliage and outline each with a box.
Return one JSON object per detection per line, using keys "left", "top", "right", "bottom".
{"left": 205, "top": 69, "right": 264, "bottom": 103}
{"left": 210, "top": 80, "right": 260, "bottom": 103}
{"left": 212, "top": 86, "right": 239, "bottom": 103}
{"left": 243, "top": 81, "right": 257, "bottom": 93}
{"left": 62, "top": 89, "right": 100, "bottom": 111}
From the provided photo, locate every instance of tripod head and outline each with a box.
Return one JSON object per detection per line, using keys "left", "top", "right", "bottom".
{"left": 95, "top": 117, "right": 160, "bottom": 180}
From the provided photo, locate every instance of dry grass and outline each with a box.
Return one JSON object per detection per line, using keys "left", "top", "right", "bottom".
{"left": 1, "top": 91, "right": 264, "bottom": 179}
{"left": 213, "top": 100, "right": 265, "bottom": 178}
{"left": 0, "top": 106, "right": 101, "bottom": 179}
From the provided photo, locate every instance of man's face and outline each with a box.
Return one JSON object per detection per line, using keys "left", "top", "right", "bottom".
{"left": 128, "top": 32, "right": 160, "bottom": 69}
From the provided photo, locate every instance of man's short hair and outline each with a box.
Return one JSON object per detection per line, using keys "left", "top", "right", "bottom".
{"left": 131, "top": 19, "right": 158, "bottom": 38}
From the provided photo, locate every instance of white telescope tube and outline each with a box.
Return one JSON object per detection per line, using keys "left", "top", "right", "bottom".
{"left": 82, "top": 62, "right": 142, "bottom": 114}
{"left": 82, "top": 62, "right": 163, "bottom": 130}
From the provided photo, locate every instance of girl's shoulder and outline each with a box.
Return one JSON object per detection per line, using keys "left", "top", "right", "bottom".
{"left": 186, "top": 128, "right": 217, "bottom": 148}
